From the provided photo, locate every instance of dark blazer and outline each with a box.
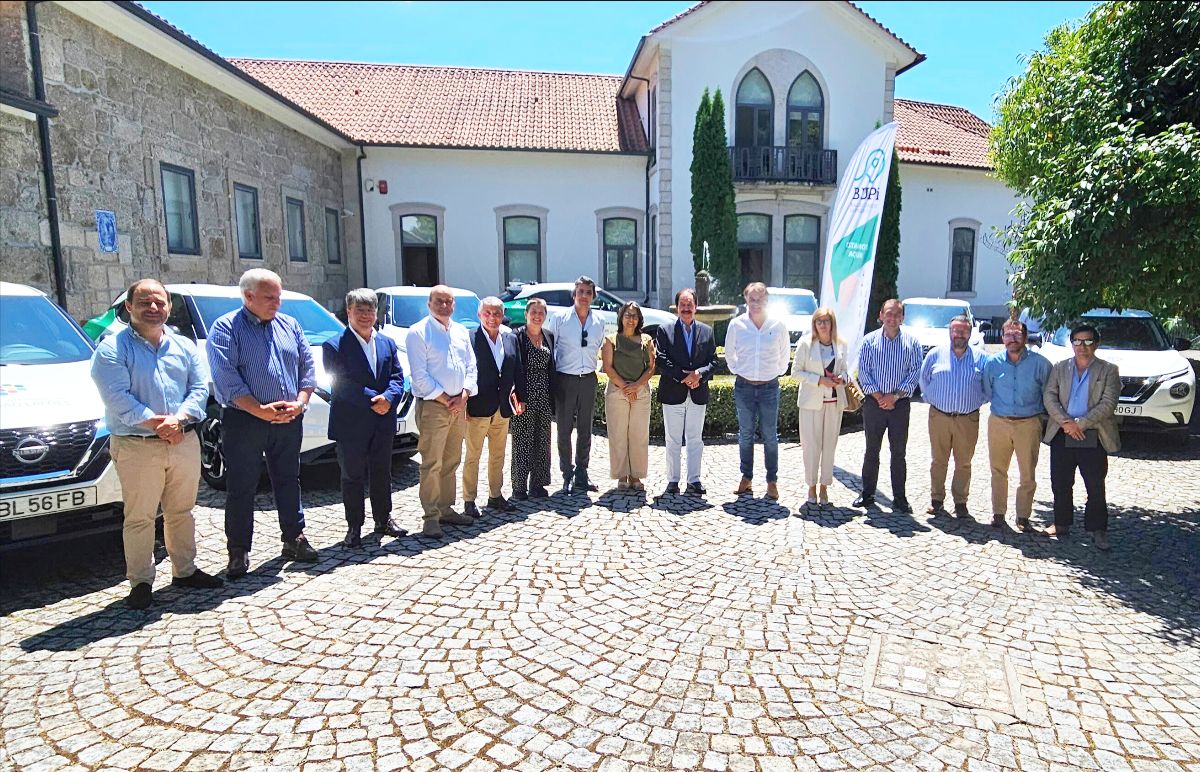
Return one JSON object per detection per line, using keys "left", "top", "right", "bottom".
{"left": 322, "top": 328, "right": 405, "bottom": 441}
{"left": 468, "top": 327, "right": 521, "bottom": 418}
{"left": 655, "top": 319, "right": 718, "bottom": 405}
{"left": 514, "top": 327, "right": 555, "bottom": 409}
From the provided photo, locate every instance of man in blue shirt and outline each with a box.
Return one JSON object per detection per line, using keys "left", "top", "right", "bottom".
{"left": 547, "top": 276, "right": 606, "bottom": 494}
{"left": 981, "top": 319, "right": 1052, "bottom": 531}
{"left": 919, "top": 315, "right": 986, "bottom": 518}
{"left": 92, "top": 279, "right": 223, "bottom": 609}
{"left": 207, "top": 269, "right": 318, "bottom": 577}
{"left": 855, "top": 299, "right": 923, "bottom": 512}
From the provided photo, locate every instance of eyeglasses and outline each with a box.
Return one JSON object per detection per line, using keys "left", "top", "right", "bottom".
{"left": 1071, "top": 338, "right": 1097, "bottom": 347}
{"left": 581, "top": 329, "right": 589, "bottom": 347}
{"left": 1001, "top": 332, "right": 1023, "bottom": 342}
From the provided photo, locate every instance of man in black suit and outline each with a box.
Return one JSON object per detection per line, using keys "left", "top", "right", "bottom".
{"left": 322, "top": 289, "right": 407, "bottom": 548}
{"left": 655, "top": 288, "right": 718, "bottom": 496}
{"left": 463, "top": 296, "right": 522, "bottom": 516}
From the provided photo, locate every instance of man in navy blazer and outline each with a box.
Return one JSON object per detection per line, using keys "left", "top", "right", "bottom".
{"left": 323, "top": 289, "right": 407, "bottom": 547}
{"left": 655, "top": 288, "right": 717, "bottom": 496}
{"left": 463, "top": 297, "right": 522, "bottom": 516}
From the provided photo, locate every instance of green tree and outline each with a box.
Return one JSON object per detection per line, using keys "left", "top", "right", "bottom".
{"left": 990, "top": 1, "right": 1200, "bottom": 328}
{"left": 867, "top": 149, "right": 902, "bottom": 332}
{"left": 690, "top": 88, "right": 739, "bottom": 301}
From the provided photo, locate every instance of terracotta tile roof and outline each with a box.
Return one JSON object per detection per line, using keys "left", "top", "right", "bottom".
{"left": 230, "top": 58, "right": 648, "bottom": 154}
{"left": 894, "top": 98, "right": 993, "bottom": 170}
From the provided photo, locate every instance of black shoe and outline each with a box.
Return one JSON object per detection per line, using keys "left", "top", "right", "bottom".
{"left": 343, "top": 527, "right": 362, "bottom": 548}
{"left": 487, "top": 496, "right": 514, "bottom": 512}
{"left": 953, "top": 502, "right": 970, "bottom": 519}
{"left": 572, "top": 479, "right": 599, "bottom": 494}
{"left": 664, "top": 482, "right": 680, "bottom": 495}
{"left": 852, "top": 494, "right": 876, "bottom": 508}
{"left": 926, "top": 500, "right": 946, "bottom": 516}
{"left": 559, "top": 481, "right": 574, "bottom": 494}
{"left": 531, "top": 485, "right": 549, "bottom": 499}
{"left": 282, "top": 535, "right": 319, "bottom": 562}
{"left": 126, "top": 582, "right": 153, "bottom": 610}
{"left": 372, "top": 518, "right": 407, "bottom": 538}
{"left": 512, "top": 489, "right": 529, "bottom": 501}
{"left": 172, "top": 569, "right": 224, "bottom": 589}
{"left": 226, "top": 549, "right": 250, "bottom": 579}
{"left": 463, "top": 501, "right": 481, "bottom": 518}
{"left": 892, "top": 498, "right": 913, "bottom": 514}
{"left": 685, "top": 482, "right": 706, "bottom": 496}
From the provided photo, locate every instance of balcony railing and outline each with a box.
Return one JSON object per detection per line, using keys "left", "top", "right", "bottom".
{"left": 728, "top": 146, "right": 837, "bottom": 185}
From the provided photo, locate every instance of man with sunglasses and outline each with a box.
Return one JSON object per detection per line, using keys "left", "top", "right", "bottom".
{"left": 981, "top": 319, "right": 1052, "bottom": 531}
{"left": 1042, "top": 323, "right": 1121, "bottom": 549}
{"left": 547, "top": 276, "right": 606, "bottom": 494}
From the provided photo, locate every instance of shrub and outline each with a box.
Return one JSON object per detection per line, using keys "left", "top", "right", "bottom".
{"left": 593, "top": 375, "right": 803, "bottom": 438}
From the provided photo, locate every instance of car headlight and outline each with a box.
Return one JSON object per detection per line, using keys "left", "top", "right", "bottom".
{"left": 1170, "top": 382, "right": 1191, "bottom": 399}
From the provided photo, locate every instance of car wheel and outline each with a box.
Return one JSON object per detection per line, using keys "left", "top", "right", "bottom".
{"left": 199, "top": 403, "right": 228, "bottom": 490}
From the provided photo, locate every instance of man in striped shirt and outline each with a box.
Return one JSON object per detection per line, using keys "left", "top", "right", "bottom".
{"left": 918, "top": 315, "right": 986, "bottom": 518}
{"left": 207, "top": 269, "right": 319, "bottom": 578}
{"left": 855, "top": 299, "right": 923, "bottom": 512}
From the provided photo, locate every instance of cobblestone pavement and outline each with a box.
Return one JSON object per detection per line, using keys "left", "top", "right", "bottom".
{"left": 3, "top": 402, "right": 1199, "bottom": 771}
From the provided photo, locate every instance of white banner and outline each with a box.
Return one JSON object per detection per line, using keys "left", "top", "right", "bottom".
{"left": 818, "top": 122, "right": 898, "bottom": 369}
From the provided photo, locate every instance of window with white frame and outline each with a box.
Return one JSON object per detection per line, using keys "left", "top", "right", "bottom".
{"left": 503, "top": 216, "right": 541, "bottom": 284}
{"left": 233, "top": 183, "right": 261, "bottom": 260}
{"left": 603, "top": 218, "right": 638, "bottom": 291}
{"left": 950, "top": 225, "right": 977, "bottom": 293}
{"left": 784, "top": 214, "right": 820, "bottom": 291}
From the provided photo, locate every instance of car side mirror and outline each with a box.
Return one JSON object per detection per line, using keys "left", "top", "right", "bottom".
{"left": 1028, "top": 333, "right": 1043, "bottom": 347}
{"left": 977, "top": 321, "right": 992, "bottom": 332}
{"left": 1175, "top": 337, "right": 1191, "bottom": 352}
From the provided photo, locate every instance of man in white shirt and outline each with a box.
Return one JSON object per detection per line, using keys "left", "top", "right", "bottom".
{"left": 406, "top": 286, "right": 479, "bottom": 538}
{"left": 724, "top": 282, "right": 792, "bottom": 500}
{"left": 547, "top": 276, "right": 606, "bottom": 494}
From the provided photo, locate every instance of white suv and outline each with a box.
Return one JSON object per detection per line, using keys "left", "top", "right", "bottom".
{"left": 900, "top": 297, "right": 987, "bottom": 357}
{"left": 1036, "top": 309, "right": 1195, "bottom": 444}
{"left": 0, "top": 282, "right": 123, "bottom": 545}
{"left": 501, "top": 282, "right": 676, "bottom": 336}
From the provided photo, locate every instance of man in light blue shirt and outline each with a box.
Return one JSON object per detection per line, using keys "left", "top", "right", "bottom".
{"left": 981, "top": 319, "right": 1052, "bottom": 530}
{"left": 918, "top": 315, "right": 986, "bottom": 518}
{"left": 406, "top": 285, "right": 479, "bottom": 538}
{"left": 91, "top": 279, "right": 222, "bottom": 609}
{"left": 547, "top": 276, "right": 606, "bottom": 494}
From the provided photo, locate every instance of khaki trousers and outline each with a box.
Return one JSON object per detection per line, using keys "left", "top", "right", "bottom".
{"left": 928, "top": 407, "right": 980, "bottom": 505}
{"left": 463, "top": 410, "right": 509, "bottom": 502}
{"left": 798, "top": 402, "right": 842, "bottom": 486}
{"left": 605, "top": 382, "right": 651, "bottom": 480}
{"left": 988, "top": 414, "right": 1042, "bottom": 518}
{"left": 110, "top": 432, "right": 200, "bottom": 587}
{"left": 416, "top": 399, "right": 466, "bottom": 523}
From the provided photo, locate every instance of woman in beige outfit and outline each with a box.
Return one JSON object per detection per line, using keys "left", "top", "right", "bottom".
{"left": 602, "top": 302, "right": 656, "bottom": 491}
{"left": 791, "top": 308, "right": 849, "bottom": 507}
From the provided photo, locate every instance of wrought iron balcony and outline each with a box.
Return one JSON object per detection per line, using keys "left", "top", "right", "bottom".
{"left": 728, "top": 146, "right": 837, "bottom": 185}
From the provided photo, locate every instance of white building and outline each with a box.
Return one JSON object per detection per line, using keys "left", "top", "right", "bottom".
{"left": 233, "top": 0, "right": 1019, "bottom": 319}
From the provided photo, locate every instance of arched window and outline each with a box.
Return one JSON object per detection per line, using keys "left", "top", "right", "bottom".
{"left": 786, "top": 71, "right": 824, "bottom": 150}
{"left": 735, "top": 68, "right": 773, "bottom": 149}
{"left": 400, "top": 214, "right": 439, "bottom": 286}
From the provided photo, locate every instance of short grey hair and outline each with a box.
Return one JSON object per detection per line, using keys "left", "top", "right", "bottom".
{"left": 480, "top": 296, "right": 504, "bottom": 310}
{"left": 344, "top": 288, "right": 377, "bottom": 310}
{"left": 239, "top": 268, "right": 282, "bottom": 294}
{"left": 949, "top": 314, "right": 972, "bottom": 327}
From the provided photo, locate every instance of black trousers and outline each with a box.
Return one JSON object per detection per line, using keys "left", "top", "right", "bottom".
{"left": 555, "top": 372, "right": 597, "bottom": 484}
{"left": 861, "top": 396, "right": 911, "bottom": 500}
{"left": 1049, "top": 432, "right": 1109, "bottom": 531}
{"left": 335, "top": 417, "right": 395, "bottom": 529}
{"left": 223, "top": 408, "right": 304, "bottom": 550}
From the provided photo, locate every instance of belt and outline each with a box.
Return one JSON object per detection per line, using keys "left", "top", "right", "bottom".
{"left": 931, "top": 406, "right": 979, "bottom": 417}
{"left": 559, "top": 371, "right": 597, "bottom": 378}
{"left": 993, "top": 414, "right": 1041, "bottom": 421}
{"left": 736, "top": 376, "right": 777, "bottom": 386}
{"left": 117, "top": 424, "right": 197, "bottom": 440}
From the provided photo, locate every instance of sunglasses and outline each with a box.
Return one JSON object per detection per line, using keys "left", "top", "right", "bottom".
{"left": 1071, "top": 339, "right": 1097, "bottom": 347}
{"left": 581, "top": 329, "right": 589, "bottom": 347}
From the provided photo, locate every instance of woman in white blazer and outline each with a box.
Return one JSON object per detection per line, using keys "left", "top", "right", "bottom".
{"left": 790, "top": 308, "right": 849, "bottom": 507}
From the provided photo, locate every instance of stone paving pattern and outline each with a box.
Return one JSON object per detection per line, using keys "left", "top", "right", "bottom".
{"left": 2, "top": 402, "right": 1199, "bottom": 771}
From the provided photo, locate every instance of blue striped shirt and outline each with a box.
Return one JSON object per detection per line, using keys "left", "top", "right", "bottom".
{"left": 206, "top": 307, "right": 316, "bottom": 408}
{"left": 91, "top": 327, "right": 209, "bottom": 436}
{"left": 919, "top": 344, "right": 986, "bottom": 414}
{"left": 857, "top": 328, "right": 923, "bottom": 396}
{"left": 981, "top": 348, "right": 1052, "bottom": 418}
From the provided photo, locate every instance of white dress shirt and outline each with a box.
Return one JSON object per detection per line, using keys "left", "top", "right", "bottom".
{"left": 548, "top": 308, "right": 604, "bottom": 375}
{"left": 483, "top": 328, "right": 505, "bottom": 371}
{"left": 405, "top": 315, "right": 478, "bottom": 400}
{"left": 724, "top": 313, "right": 791, "bottom": 381}
{"left": 351, "top": 327, "right": 377, "bottom": 374}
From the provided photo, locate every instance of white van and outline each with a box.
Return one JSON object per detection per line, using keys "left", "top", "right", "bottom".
{"left": 0, "top": 282, "right": 123, "bottom": 545}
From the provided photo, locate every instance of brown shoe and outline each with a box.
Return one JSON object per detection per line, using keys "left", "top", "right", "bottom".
{"left": 953, "top": 503, "right": 970, "bottom": 519}
{"left": 991, "top": 514, "right": 1006, "bottom": 528}
{"left": 419, "top": 521, "right": 443, "bottom": 539}
{"left": 1040, "top": 524, "right": 1069, "bottom": 538}
{"left": 1016, "top": 517, "right": 1031, "bottom": 533}
{"left": 765, "top": 482, "right": 780, "bottom": 501}
{"left": 927, "top": 500, "right": 947, "bottom": 516}
{"left": 735, "top": 478, "right": 753, "bottom": 495}
{"left": 439, "top": 510, "right": 474, "bottom": 526}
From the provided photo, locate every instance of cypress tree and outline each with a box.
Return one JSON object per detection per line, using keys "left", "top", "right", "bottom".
{"left": 707, "top": 89, "right": 739, "bottom": 302}
{"left": 689, "top": 89, "right": 713, "bottom": 272}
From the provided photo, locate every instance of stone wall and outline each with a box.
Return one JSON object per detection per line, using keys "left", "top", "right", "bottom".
{"left": 0, "top": 4, "right": 354, "bottom": 318}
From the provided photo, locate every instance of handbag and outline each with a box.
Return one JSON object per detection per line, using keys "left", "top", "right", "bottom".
{"left": 1064, "top": 428, "right": 1099, "bottom": 448}
{"left": 843, "top": 378, "right": 865, "bottom": 413}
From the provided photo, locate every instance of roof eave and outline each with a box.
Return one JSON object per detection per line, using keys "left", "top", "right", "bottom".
{"left": 899, "top": 158, "right": 994, "bottom": 172}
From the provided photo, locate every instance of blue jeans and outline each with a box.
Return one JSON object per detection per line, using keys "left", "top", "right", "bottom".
{"left": 734, "top": 377, "right": 781, "bottom": 482}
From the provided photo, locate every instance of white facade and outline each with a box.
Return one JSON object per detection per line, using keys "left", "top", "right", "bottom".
{"left": 361, "top": 148, "right": 646, "bottom": 299}
{"left": 896, "top": 163, "right": 1020, "bottom": 320}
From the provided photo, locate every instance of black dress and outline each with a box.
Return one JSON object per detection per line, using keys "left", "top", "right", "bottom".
{"left": 511, "top": 328, "right": 554, "bottom": 494}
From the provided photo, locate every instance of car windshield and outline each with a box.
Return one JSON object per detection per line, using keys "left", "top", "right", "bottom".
{"left": 0, "top": 295, "right": 95, "bottom": 365}
{"left": 390, "top": 295, "right": 480, "bottom": 329}
{"left": 904, "top": 304, "right": 970, "bottom": 329}
{"left": 768, "top": 294, "right": 818, "bottom": 316}
{"left": 1050, "top": 317, "right": 1172, "bottom": 351}
{"left": 191, "top": 297, "right": 344, "bottom": 345}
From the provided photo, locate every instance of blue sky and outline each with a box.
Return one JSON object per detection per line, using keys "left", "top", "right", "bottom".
{"left": 140, "top": 0, "right": 1097, "bottom": 121}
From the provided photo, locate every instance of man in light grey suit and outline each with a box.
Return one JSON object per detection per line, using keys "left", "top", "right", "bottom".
{"left": 1042, "top": 323, "right": 1120, "bottom": 549}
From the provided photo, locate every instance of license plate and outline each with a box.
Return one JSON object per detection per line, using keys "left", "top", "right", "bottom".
{"left": 0, "top": 488, "right": 98, "bottom": 521}
{"left": 1115, "top": 404, "right": 1142, "bottom": 416}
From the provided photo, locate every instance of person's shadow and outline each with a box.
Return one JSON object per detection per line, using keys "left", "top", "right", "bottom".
{"left": 721, "top": 495, "right": 790, "bottom": 525}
